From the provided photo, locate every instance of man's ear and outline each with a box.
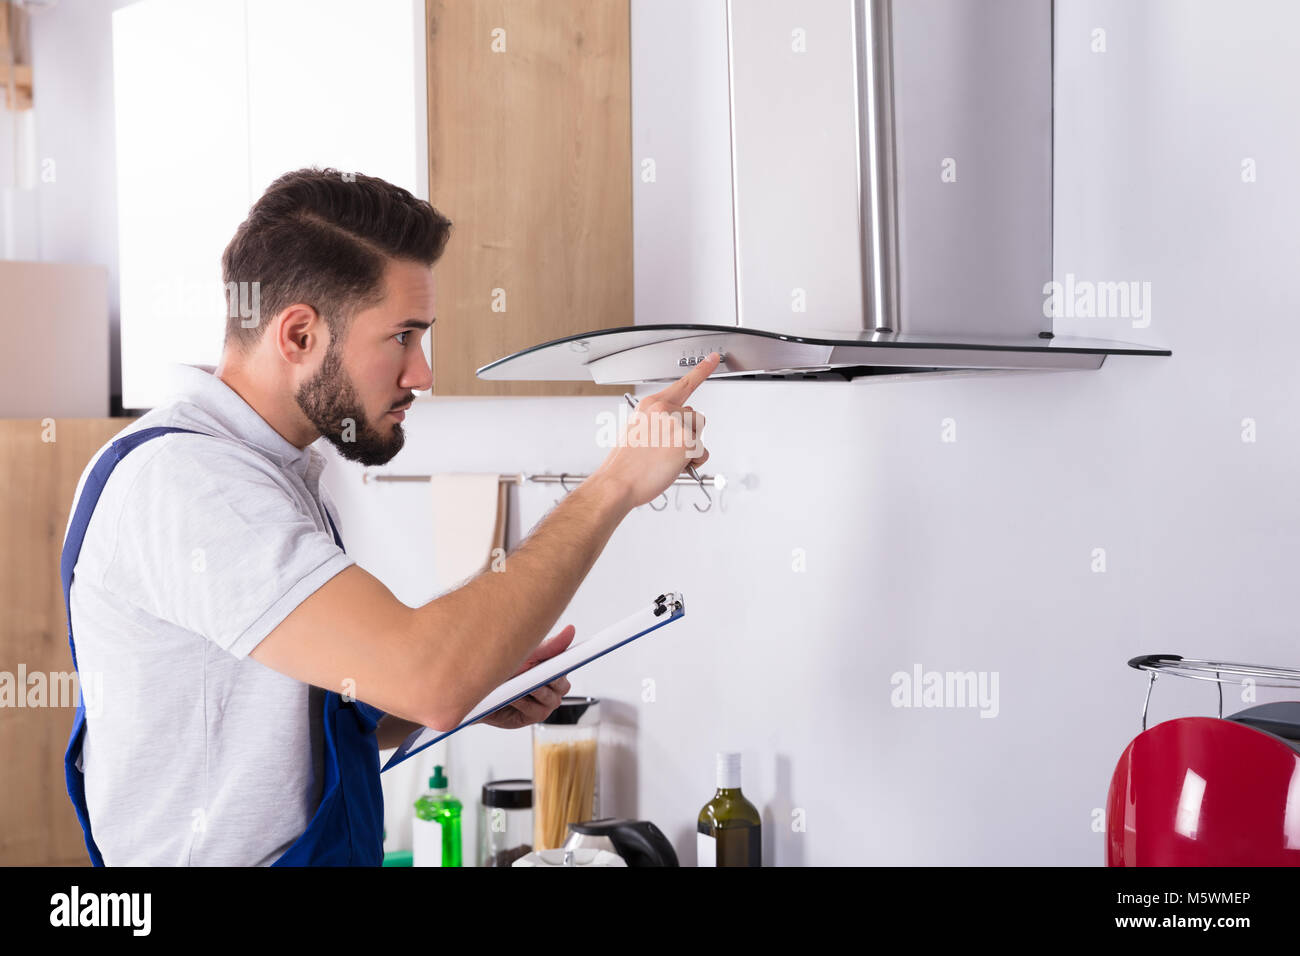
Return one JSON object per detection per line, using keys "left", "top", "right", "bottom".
{"left": 276, "top": 303, "right": 329, "bottom": 361}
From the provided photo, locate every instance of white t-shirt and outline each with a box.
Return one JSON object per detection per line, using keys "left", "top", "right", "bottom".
{"left": 65, "top": 363, "right": 358, "bottom": 865}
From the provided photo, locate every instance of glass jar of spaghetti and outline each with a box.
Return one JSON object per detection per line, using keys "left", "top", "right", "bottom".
{"left": 531, "top": 696, "right": 601, "bottom": 851}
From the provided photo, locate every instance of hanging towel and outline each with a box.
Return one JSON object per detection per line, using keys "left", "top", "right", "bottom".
{"left": 429, "top": 473, "right": 509, "bottom": 593}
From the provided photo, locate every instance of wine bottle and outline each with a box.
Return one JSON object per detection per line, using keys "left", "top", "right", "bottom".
{"left": 697, "top": 752, "right": 761, "bottom": 866}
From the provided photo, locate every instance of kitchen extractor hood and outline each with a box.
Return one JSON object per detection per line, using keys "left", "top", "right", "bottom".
{"left": 476, "top": 323, "right": 1169, "bottom": 384}
{"left": 477, "top": 0, "right": 1170, "bottom": 385}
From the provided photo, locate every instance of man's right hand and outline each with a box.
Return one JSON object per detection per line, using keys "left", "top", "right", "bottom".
{"left": 594, "top": 351, "right": 720, "bottom": 508}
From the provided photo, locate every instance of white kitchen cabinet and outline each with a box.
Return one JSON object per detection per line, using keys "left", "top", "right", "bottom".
{"left": 112, "top": 0, "right": 426, "bottom": 409}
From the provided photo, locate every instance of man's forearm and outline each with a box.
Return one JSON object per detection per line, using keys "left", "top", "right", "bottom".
{"left": 418, "top": 469, "right": 634, "bottom": 726}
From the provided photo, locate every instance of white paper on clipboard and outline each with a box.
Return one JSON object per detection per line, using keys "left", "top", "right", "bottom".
{"left": 380, "top": 592, "right": 686, "bottom": 772}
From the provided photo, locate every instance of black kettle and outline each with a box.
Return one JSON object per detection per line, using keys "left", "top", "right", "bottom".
{"left": 562, "top": 818, "right": 679, "bottom": 866}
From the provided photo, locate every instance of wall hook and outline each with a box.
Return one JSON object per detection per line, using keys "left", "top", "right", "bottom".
{"left": 555, "top": 473, "right": 573, "bottom": 504}
{"left": 690, "top": 471, "right": 712, "bottom": 513}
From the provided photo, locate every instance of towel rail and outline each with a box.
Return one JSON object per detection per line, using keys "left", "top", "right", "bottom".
{"left": 360, "top": 470, "right": 726, "bottom": 513}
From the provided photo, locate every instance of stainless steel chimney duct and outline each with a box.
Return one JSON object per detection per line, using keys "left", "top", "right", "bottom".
{"left": 854, "top": 0, "right": 899, "bottom": 334}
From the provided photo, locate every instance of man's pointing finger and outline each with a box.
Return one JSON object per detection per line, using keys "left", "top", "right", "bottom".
{"left": 653, "top": 351, "right": 721, "bottom": 406}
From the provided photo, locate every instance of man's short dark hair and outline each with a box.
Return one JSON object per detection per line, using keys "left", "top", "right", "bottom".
{"left": 221, "top": 167, "right": 452, "bottom": 353}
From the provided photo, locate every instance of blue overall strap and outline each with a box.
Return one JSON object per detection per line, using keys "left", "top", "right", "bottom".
{"left": 61, "top": 426, "right": 208, "bottom": 866}
{"left": 270, "top": 506, "right": 386, "bottom": 866}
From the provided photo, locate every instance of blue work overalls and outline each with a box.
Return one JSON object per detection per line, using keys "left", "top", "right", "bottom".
{"left": 61, "top": 426, "right": 386, "bottom": 865}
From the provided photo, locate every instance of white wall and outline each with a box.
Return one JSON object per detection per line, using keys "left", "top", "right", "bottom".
{"left": 31, "top": 0, "right": 1300, "bottom": 865}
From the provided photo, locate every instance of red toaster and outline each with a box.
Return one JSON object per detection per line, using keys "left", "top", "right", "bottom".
{"left": 1107, "top": 655, "right": 1300, "bottom": 866}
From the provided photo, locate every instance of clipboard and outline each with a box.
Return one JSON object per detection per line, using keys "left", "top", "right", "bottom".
{"left": 380, "top": 592, "right": 686, "bottom": 772}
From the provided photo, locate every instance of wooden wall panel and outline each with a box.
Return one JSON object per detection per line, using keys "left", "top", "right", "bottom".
{"left": 0, "top": 419, "right": 132, "bottom": 865}
{"left": 426, "top": 0, "right": 631, "bottom": 396}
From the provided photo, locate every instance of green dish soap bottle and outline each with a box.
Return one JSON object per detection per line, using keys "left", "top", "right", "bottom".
{"left": 414, "top": 765, "right": 462, "bottom": 867}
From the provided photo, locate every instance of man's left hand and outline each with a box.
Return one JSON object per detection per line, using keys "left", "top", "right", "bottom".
{"left": 473, "top": 625, "right": 575, "bottom": 730}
